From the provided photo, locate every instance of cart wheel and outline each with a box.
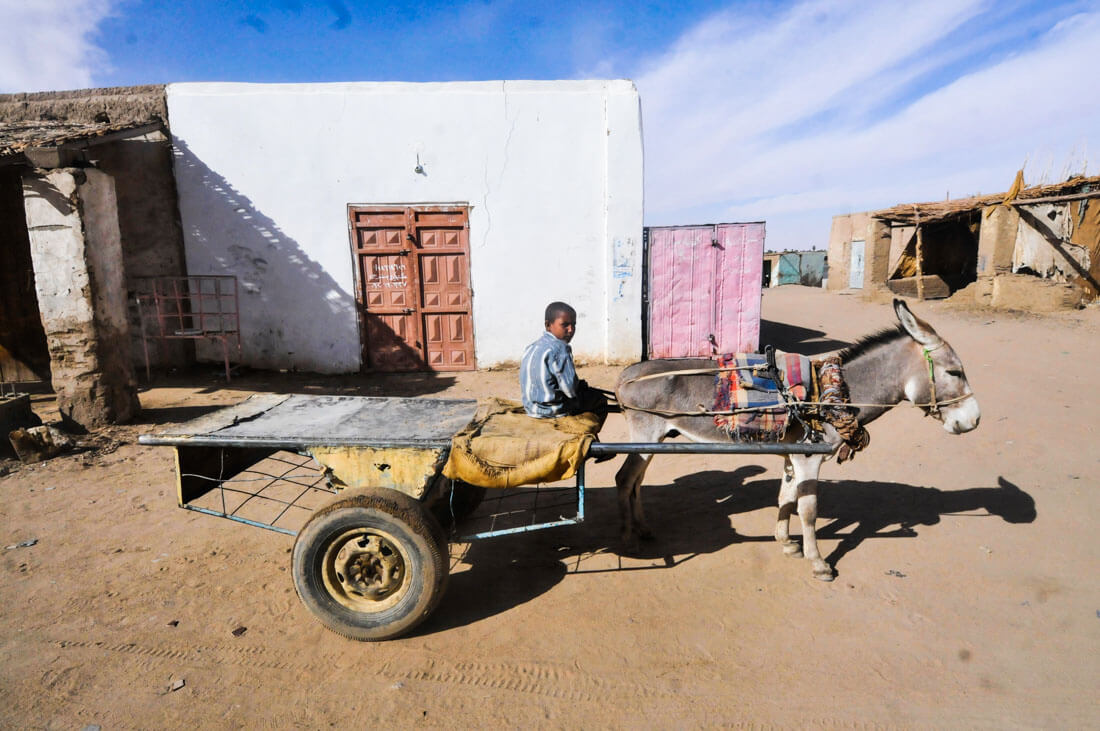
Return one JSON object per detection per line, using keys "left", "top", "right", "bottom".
{"left": 432, "top": 480, "right": 487, "bottom": 527}
{"left": 292, "top": 488, "right": 449, "bottom": 641}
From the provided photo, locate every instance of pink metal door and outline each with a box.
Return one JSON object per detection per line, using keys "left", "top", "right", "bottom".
{"left": 647, "top": 222, "right": 764, "bottom": 358}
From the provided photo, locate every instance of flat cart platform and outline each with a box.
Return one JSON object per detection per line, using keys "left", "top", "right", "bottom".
{"left": 140, "top": 394, "right": 834, "bottom": 640}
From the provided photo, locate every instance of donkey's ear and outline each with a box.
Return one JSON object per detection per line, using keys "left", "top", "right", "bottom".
{"left": 894, "top": 299, "right": 941, "bottom": 346}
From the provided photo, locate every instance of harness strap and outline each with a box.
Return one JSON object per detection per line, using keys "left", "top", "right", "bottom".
{"left": 617, "top": 392, "right": 973, "bottom": 417}
{"left": 923, "top": 346, "right": 940, "bottom": 415}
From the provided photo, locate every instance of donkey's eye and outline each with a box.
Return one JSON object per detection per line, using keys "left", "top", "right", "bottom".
{"left": 946, "top": 369, "right": 963, "bottom": 378}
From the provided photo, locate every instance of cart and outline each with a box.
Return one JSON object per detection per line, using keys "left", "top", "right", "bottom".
{"left": 139, "top": 394, "right": 833, "bottom": 640}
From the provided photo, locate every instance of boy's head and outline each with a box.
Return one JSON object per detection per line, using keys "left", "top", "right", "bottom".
{"left": 544, "top": 301, "right": 577, "bottom": 343}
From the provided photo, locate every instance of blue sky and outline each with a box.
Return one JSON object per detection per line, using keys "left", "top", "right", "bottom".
{"left": 3, "top": 0, "right": 1099, "bottom": 250}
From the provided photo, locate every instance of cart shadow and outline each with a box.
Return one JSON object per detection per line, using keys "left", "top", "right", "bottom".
{"left": 417, "top": 470, "right": 1035, "bottom": 635}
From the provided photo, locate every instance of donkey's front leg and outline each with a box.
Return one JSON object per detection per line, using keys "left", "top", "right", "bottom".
{"left": 775, "top": 456, "right": 802, "bottom": 557}
{"left": 790, "top": 453, "right": 834, "bottom": 581}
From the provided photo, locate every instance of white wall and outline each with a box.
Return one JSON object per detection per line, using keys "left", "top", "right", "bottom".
{"left": 166, "top": 81, "right": 643, "bottom": 372}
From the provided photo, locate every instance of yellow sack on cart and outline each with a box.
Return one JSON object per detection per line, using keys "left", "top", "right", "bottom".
{"left": 442, "top": 397, "right": 605, "bottom": 488}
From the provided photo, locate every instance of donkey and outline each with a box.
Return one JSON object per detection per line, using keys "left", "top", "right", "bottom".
{"left": 614, "top": 299, "right": 980, "bottom": 580}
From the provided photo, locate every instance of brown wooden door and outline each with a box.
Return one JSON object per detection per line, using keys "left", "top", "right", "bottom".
{"left": 349, "top": 205, "right": 475, "bottom": 371}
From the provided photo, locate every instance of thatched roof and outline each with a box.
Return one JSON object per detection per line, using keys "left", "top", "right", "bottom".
{"left": 0, "top": 85, "right": 167, "bottom": 125}
{"left": 873, "top": 174, "right": 1100, "bottom": 225}
{"left": 0, "top": 118, "right": 164, "bottom": 158}
{"left": 0, "top": 85, "right": 167, "bottom": 165}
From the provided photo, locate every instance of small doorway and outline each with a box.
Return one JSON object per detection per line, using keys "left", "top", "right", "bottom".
{"left": 348, "top": 205, "right": 475, "bottom": 372}
{"left": 0, "top": 168, "right": 50, "bottom": 384}
{"left": 849, "top": 239, "right": 865, "bottom": 289}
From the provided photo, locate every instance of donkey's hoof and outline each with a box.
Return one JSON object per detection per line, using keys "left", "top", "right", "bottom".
{"left": 781, "top": 542, "right": 803, "bottom": 558}
{"left": 813, "top": 564, "right": 835, "bottom": 581}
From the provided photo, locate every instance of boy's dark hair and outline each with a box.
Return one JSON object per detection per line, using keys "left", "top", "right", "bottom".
{"left": 544, "top": 301, "right": 576, "bottom": 324}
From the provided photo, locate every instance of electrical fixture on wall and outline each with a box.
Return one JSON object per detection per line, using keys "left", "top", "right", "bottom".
{"left": 414, "top": 154, "right": 426, "bottom": 176}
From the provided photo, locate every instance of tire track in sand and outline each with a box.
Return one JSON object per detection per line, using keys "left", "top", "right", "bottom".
{"left": 50, "top": 636, "right": 674, "bottom": 703}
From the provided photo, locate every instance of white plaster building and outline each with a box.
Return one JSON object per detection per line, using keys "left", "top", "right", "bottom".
{"left": 167, "top": 80, "right": 644, "bottom": 373}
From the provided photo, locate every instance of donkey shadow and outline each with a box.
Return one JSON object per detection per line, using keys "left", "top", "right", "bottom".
{"left": 639, "top": 471, "right": 1036, "bottom": 569}
{"left": 418, "top": 470, "right": 1035, "bottom": 635}
{"left": 814, "top": 475, "right": 1036, "bottom": 566}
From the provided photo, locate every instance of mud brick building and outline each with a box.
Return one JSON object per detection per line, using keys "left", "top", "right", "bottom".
{"left": 828, "top": 174, "right": 1100, "bottom": 310}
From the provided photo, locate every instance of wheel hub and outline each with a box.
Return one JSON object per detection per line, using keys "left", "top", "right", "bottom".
{"left": 332, "top": 533, "right": 404, "bottom": 601}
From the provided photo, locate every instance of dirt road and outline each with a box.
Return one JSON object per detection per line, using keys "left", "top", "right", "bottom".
{"left": 2, "top": 286, "right": 1097, "bottom": 727}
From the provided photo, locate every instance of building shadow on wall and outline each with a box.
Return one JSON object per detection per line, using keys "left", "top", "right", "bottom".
{"left": 759, "top": 319, "right": 850, "bottom": 355}
{"left": 166, "top": 139, "right": 454, "bottom": 395}
{"left": 418, "top": 470, "right": 1035, "bottom": 635}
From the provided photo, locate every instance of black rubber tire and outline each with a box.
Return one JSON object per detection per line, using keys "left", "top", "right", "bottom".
{"left": 431, "top": 480, "right": 487, "bottom": 527}
{"left": 292, "top": 488, "right": 449, "bottom": 641}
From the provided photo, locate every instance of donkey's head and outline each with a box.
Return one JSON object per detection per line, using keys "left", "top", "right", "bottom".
{"left": 894, "top": 299, "right": 980, "bottom": 434}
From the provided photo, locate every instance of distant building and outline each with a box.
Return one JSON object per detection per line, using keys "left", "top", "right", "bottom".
{"left": 827, "top": 175, "right": 1100, "bottom": 309}
{"left": 762, "top": 250, "right": 826, "bottom": 288}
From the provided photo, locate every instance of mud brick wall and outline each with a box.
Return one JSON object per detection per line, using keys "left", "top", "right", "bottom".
{"left": 22, "top": 168, "right": 140, "bottom": 428}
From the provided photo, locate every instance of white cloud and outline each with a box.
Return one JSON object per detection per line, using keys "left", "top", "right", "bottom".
{"left": 0, "top": 0, "right": 117, "bottom": 93}
{"left": 635, "top": 1, "right": 1100, "bottom": 250}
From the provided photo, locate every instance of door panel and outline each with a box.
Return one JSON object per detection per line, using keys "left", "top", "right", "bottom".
{"left": 647, "top": 226, "right": 715, "bottom": 359}
{"left": 365, "top": 312, "right": 422, "bottom": 371}
{"left": 352, "top": 210, "right": 422, "bottom": 371}
{"left": 350, "top": 206, "right": 475, "bottom": 371}
{"left": 417, "top": 214, "right": 472, "bottom": 369}
{"left": 713, "top": 222, "right": 763, "bottom": 355}
{"left": 423, "top": 312, "right": 471, "bottom": 369}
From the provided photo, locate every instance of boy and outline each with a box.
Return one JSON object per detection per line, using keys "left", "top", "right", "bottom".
{"left": 520, "top": 302, "right": 584, "bottom": 418}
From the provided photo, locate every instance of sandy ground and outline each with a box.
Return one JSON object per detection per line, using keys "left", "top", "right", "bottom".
{"left": 1, "top": 286, "right": 1097, "bottom": 728}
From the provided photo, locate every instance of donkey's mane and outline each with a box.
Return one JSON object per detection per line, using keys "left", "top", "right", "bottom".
{"left": 837, "top": 324, "right": 907, "bottom": 363}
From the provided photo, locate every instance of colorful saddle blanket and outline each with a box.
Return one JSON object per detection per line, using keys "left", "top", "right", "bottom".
{"left": 713, "top": 352, "right": 817, "bottom": 441}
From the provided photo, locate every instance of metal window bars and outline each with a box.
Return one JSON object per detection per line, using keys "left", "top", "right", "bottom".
{"left": 134, "top": 276, "right": 242, "bottom": 381}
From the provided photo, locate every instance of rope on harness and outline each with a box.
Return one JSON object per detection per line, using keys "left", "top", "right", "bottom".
{"left": 813, "top": 355, "right": 868, "bottom": 463}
